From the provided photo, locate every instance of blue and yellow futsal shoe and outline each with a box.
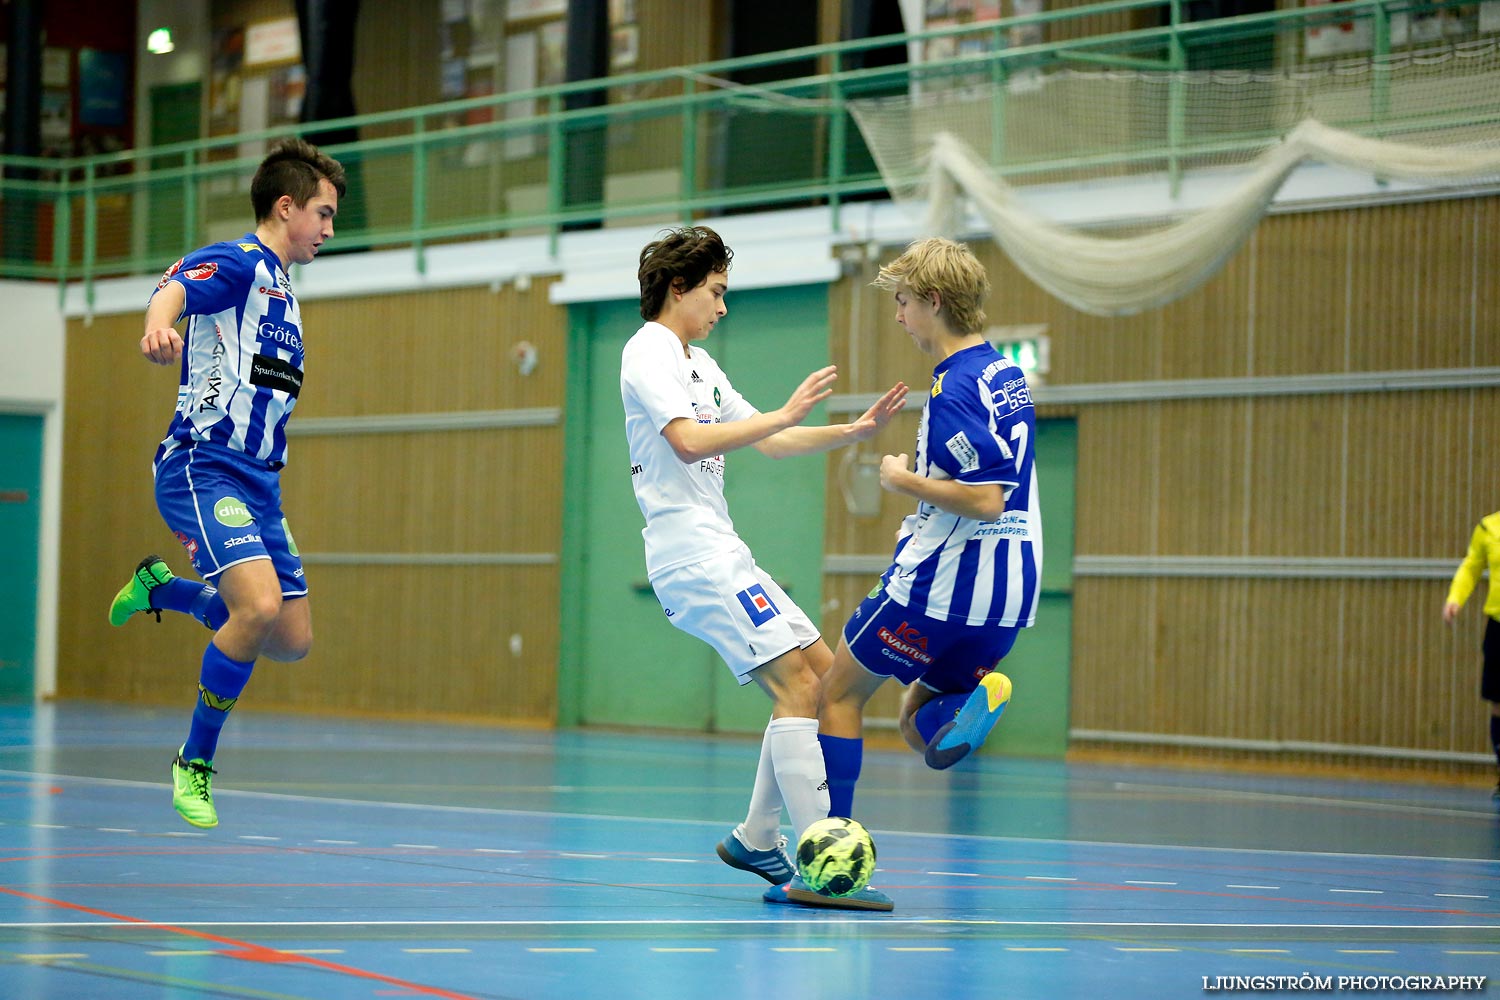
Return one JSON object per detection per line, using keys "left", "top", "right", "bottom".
{"left": 171, "top": 746, "right": 218, "bottom": 829}
{"left": 109, "top": 555, "right": 175, "bottom": 626}
{"left": 716, "top": 825, "right": 795, "bottom": 885}
{"left": 763, "top": 875, "right": 895, "bottom": 912}
{"left": 924, "top": 671, "right": 1013, "bottom": 771}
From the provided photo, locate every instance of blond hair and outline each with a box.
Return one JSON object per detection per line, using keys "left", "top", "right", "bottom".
{"left": 872, "top": 237, "right": 990, "bottom": 335}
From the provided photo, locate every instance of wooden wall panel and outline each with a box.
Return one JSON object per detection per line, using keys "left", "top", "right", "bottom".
{"left": 1073, "top": 577, "right": 1488, "bottom": 755}
{"left": 827, "top": 195, "right": 1500, "bottom": 770}
{"left": 59, "top": 274, "right": 567, "bottom": 724}
{"left": 1244, "top": 395, "right": 1345, "bottom": 558}
{"left": 243, "top": 565, "right": 558, "bottom": 721}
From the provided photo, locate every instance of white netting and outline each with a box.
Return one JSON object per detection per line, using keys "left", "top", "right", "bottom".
{"left": 849, "top": 40, "right": 1500, "bottom": 315}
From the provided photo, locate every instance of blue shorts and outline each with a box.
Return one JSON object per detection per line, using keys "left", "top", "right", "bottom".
{"left": 842, "top": 586, "right": 1020, "bottom": 693}
{"left": 153, "top": 443, "right": 307, "bottom": 597}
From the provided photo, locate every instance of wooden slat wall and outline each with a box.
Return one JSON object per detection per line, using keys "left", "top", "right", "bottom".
{"left": 60, "top": 279, "right": 566, "bottom": 723}
{"left": 824, "top": 196, "right": 1500, "bottom": 762}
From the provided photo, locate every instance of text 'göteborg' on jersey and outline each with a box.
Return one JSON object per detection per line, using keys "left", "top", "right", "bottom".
{"left": 620, "top": 322, "right": 759, "bottom": 579}
{"left": 883, "top": 343, "right": 1043, "bottom": 627}
{"left": 150, "top": 235, "right": 306, "bottom": 469}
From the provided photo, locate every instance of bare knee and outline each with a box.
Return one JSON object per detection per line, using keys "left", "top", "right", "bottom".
{"left": 755, "top": 654, "right": 823, "bottom": 718}
{"left": 230, "top": 591, "right": 283, "bottom": 637}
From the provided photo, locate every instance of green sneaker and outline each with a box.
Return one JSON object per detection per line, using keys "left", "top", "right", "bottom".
{"left": 171, "top": 746, "right": 218, "bottom": 828}
{"left": 109, "top": 555, "right": 174, "bottom": 626}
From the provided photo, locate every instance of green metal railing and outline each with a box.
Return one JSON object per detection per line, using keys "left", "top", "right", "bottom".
{"left": 0, "top": 0, "right": 1486, "bottom": 308}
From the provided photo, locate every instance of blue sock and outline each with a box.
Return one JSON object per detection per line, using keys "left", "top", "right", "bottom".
{"left": 153, "top": 578, "right": 229, "bottom": 630}
{"left": 182, "top": 643, "right": 255, "bottom": 763}
{"left": 913, "top": 693, "right": 969, "bottom": 746}
{"left": 818, "top": 734, "right": 863, "bottom": 818}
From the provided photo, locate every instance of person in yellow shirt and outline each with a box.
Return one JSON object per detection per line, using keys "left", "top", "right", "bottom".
{"left": 1443, "top": 510, "right": 1500, "bottom": 798}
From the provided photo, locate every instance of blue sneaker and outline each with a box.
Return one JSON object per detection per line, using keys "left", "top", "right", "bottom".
{"left": 924, "top": 672, "right": 1012, "bottom": 770}
{"left": 764, "top": 875, "right": 894, "bottom": 912}
{"left": 716, "top": 826, "right": 795, "bottom": 885}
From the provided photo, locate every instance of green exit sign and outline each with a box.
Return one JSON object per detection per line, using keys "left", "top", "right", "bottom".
{"left": 985, "top": 325, "right": 1049, "bottom": 384}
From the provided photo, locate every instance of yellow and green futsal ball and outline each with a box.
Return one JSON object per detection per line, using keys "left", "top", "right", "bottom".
{"left": 795, "top": 816, "right": 876, "bottom": 897}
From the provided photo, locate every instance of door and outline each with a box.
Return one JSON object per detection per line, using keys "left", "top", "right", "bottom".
{"left": 562, "top": 285, "right": 831, "bottom": 733}
{"left": 984, "top": 416, "right": 1076, "bottom": 757}
{"left": 0, "top": 414, "right": 43, "bottom": 701}
{"left": 148, "top": 82, "right": 202, "bottom": 260}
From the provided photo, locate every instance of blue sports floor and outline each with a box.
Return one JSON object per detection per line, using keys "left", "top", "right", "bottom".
{"left": 1, "top": 703, "right": 1497, "bottom": 1000}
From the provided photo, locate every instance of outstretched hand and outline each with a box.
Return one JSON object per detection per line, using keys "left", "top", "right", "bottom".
{"left": 845, "top": 382, "right": 909, "bottom": 442}
{"left": 779, "top": 365, "right": 839, "bottom": 427}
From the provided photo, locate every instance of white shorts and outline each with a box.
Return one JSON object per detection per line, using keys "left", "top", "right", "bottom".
{"left": 651, "top": 546, "right": 821, "bottom": 685}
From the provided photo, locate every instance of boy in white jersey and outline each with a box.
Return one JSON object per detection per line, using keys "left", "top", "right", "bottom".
{"left": 620, "top": 226, "right": 908, "bottom": 900}
{"left": 107, "top": 138, "right": 345, "bottom": 829}
{"left": 767, "top": 237, "right": 1042, "bottom": 912}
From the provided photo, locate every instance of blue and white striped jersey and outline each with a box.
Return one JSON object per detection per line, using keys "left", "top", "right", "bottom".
{"left": 882, "top": 343, "right": 1043, "bottom": 627}
{"left": 150, "top": 235, "right": 306, "bottom": 469}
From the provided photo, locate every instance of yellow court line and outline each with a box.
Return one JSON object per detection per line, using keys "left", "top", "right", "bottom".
{"left": 16, "top": 953, "right": 88, "bottom": 960}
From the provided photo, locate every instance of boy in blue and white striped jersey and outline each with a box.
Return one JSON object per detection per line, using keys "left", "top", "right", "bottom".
{"left": 768, "top": 237, "right": 1042, "bottom": 912}
{"left": 108, "top": 138, "right": 346, "bottom": 830}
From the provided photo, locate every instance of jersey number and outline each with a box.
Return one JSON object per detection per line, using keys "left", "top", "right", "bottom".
{"left": 997, "top": 423, "right": 1028, "bottom": 473}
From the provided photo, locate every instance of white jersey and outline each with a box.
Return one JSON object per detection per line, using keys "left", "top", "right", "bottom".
{"left": 621, "top": 321, "right": 758, "bottom": 579}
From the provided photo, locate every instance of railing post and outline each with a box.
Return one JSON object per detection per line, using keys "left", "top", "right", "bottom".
{"left": 412, "top": 116, "right": 428, "bottom": 275}
{"left": 680, "top": 77, "right": 698, "bottom": 225}
{"left": 547, "top": 93, "right": 565, "bottom": 259}
{"left": 183, "top": 147, "right": 198, "bottom": 253}
{"left": 828, "top": 54, "right": 846, "bottom": 230}
{"left": 53, "top": 172, "right": 71, "bottom": 309}
{"left": 1371, "top": 0, "right": 1391, "bottom": 133}
{"left": 991, "top": 22, "right": 1008, "bottom": 166}
{"left": 1167, "top": 0, "right": 1186, "bottom": 198}
{"left": 83, "top": 160, "right": 97, "bottom": 316}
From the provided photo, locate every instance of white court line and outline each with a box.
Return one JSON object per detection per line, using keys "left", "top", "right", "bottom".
{"left": 1111, "top": 782, "right": 1493, "bottom": 822}
{"left": 929, "top": 871, "right": 981, "bottom": 877}
{"left": 646, "top": 858, "right": 698, "bottom": 864}
{"left": 1329, "top": 889, "right": 1383, "bottom": 894}
{"left": 314, "top": 839, "right": 357, "bottom": 845}
{"left": 8, "top": 768, "right": 1500, "bottom": 865}
{"left": 6, "top": 919, "right": 1497, "bottom": 930}
{"left": 1435, "top": 893, "right": 1489, "bottom": 899}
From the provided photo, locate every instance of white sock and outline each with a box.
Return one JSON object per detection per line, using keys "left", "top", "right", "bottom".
{"left": 767, "top": 716, "right": 830, "bottom": 842}
{"left": 739, "top": 719, "right": 784, "bottom": 850}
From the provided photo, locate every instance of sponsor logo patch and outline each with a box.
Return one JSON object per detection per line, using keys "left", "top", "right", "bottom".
{"left": 945, "top": 431, "right": 980, "bottom": 473}
{"left": 238, "top": 242, "right": 260, "bottom": 252}
{"left": 931, "top": 371, "right": 947, "bottom": 397}
{"left": 183, "top": 262, "right": 219, "bottom": 281}
{"left": 214, "top": 497, "right": 254, "bottom": 527}
{"left": 876, "top": 621, "right": 935, "bottom": 666}
{"left": 735, "top": 584, "right": 781, "bottom": 628}
{"left": 174, "top": 530, "right": 199, "bottom": 561}
{"left": 223, "top": 533, "right": 262, "bottom": 549}
{"left": 248, "top": 353, "right": 304, "bottom": 398}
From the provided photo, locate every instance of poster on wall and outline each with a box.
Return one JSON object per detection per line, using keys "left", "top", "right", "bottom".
{"left": 507, "top": 0, "right": 567, "bottom": 22}
{"left": 79, "top": 49, "right": 127, "bottom": 127}
{"left": 504, "top": 30, "right": 539, "bottom": 160}
{"left": 1304, "top": 0, "right": 1371, "bottom": 56}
